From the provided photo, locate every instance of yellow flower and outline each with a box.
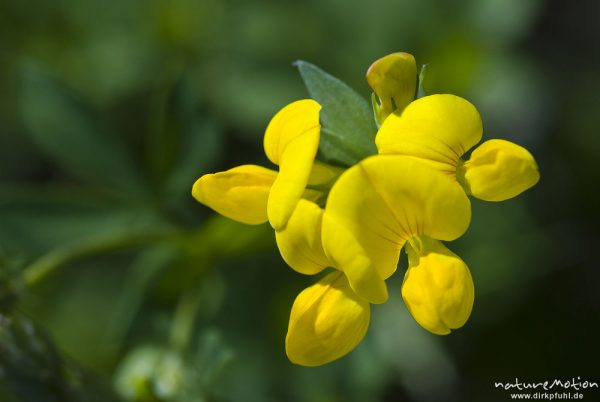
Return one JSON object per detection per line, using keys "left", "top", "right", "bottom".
{"left": 192, "top": 99, "right": 329, "bottom": 230}
{"left": 376, "top": 94, "right": 540, "bottom": 201}
{"left": 191, "top": 53, "right": 540, "bottom": 365}
{"left": 322, "top": 156, "right": 471, "bottom": 305}
{"left": 282, "top": 143, "right": 477, "bottom": 361}
{"left": 192, "top": 101, "right": 364, "bottom": 367}
{"left": 320, "top": 155, "right": 475, "bottom": 335}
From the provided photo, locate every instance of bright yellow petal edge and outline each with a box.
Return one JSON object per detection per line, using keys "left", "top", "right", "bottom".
{"left": 286, "top": 271, "right": 370, "bottom": 367}
{"left": 459, "top": 139, "right": 540, "bottom": 202}
{"left": 264, "top": 99, "right": 322, "bottom": 230}
{"left": 192, "top": 165, "right": 277, "bottom": 225}
{"left": 401, "top": 237, "right": 474, "bottom": 335}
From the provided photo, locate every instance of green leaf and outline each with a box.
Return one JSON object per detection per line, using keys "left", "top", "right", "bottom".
{"left": 100, "top": 247, "right": 178, "bottom": 360}
{"left": 0, "top": 184, "right": 172, "bottom": 258}
{"left": 18, "top": 65, "right": 145, "bottom": 194}
{"left": 295, "top": 60, "right": 377, "bottom": 166}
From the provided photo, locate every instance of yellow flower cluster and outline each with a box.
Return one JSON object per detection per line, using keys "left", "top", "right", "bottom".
{"left": 192, "top": 52, "right": 540, "bottom": 366}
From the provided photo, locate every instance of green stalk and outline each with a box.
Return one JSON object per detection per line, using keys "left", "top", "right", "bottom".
{"left": 22, "top": 231, "right": 174, "bottom": 287}
{"left": 169, "top": 285, "right": 204, "bottom": 353}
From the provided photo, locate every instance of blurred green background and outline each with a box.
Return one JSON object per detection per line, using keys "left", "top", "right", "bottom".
{"left": 1, "top": 0, "right": 599, "bottom": 401}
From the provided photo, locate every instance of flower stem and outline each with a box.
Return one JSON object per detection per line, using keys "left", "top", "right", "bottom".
{"left": 169, "top": 285, "right": 204, "bottom": 353}
{"left": 22, "top": 231, "right": 174, "bottom": 287}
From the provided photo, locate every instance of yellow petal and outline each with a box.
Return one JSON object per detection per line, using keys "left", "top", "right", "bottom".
{"left": 264, "top": 100, "right": 321, "bottom": 230}
{"left": 324, "top": 155, "right": 471, "bottom": 284}
{"left": 192, "top": 165, "right": 277, "bottom": 224}
{"left": 376, "top": 94, "right": 482, "bottom": 172}
{"left": 366, "top": 52, "right": 417, "bottom": 123}
{"left": 459, "top": 139, "right": 540, "bottom": 202}
{"left": 286, "top": 271, "right": 370, "bottom": 367}
{"left": 263, "top": 99, "right": 321, "bottom": 165}
{"left": 275, "top": 199, "right": 330, "bottom": 275}
{"left": 401, "top": 237, "right": 474, "bottom": 335}
{"left": 322, "top": 213, "right": 389, "bottom": 304}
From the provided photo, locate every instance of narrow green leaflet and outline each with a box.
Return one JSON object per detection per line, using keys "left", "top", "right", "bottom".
{"left": 295, "top": 61, "right": 377, "bottom": 166}
{"left": 18, "top": 66, "right": 144, "bottom": 194}
{"left": 0, "top": 185, "right": 172, "bottom": 257}
{"left": 101, "top": 247, "right": 179, "bottom": 360}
